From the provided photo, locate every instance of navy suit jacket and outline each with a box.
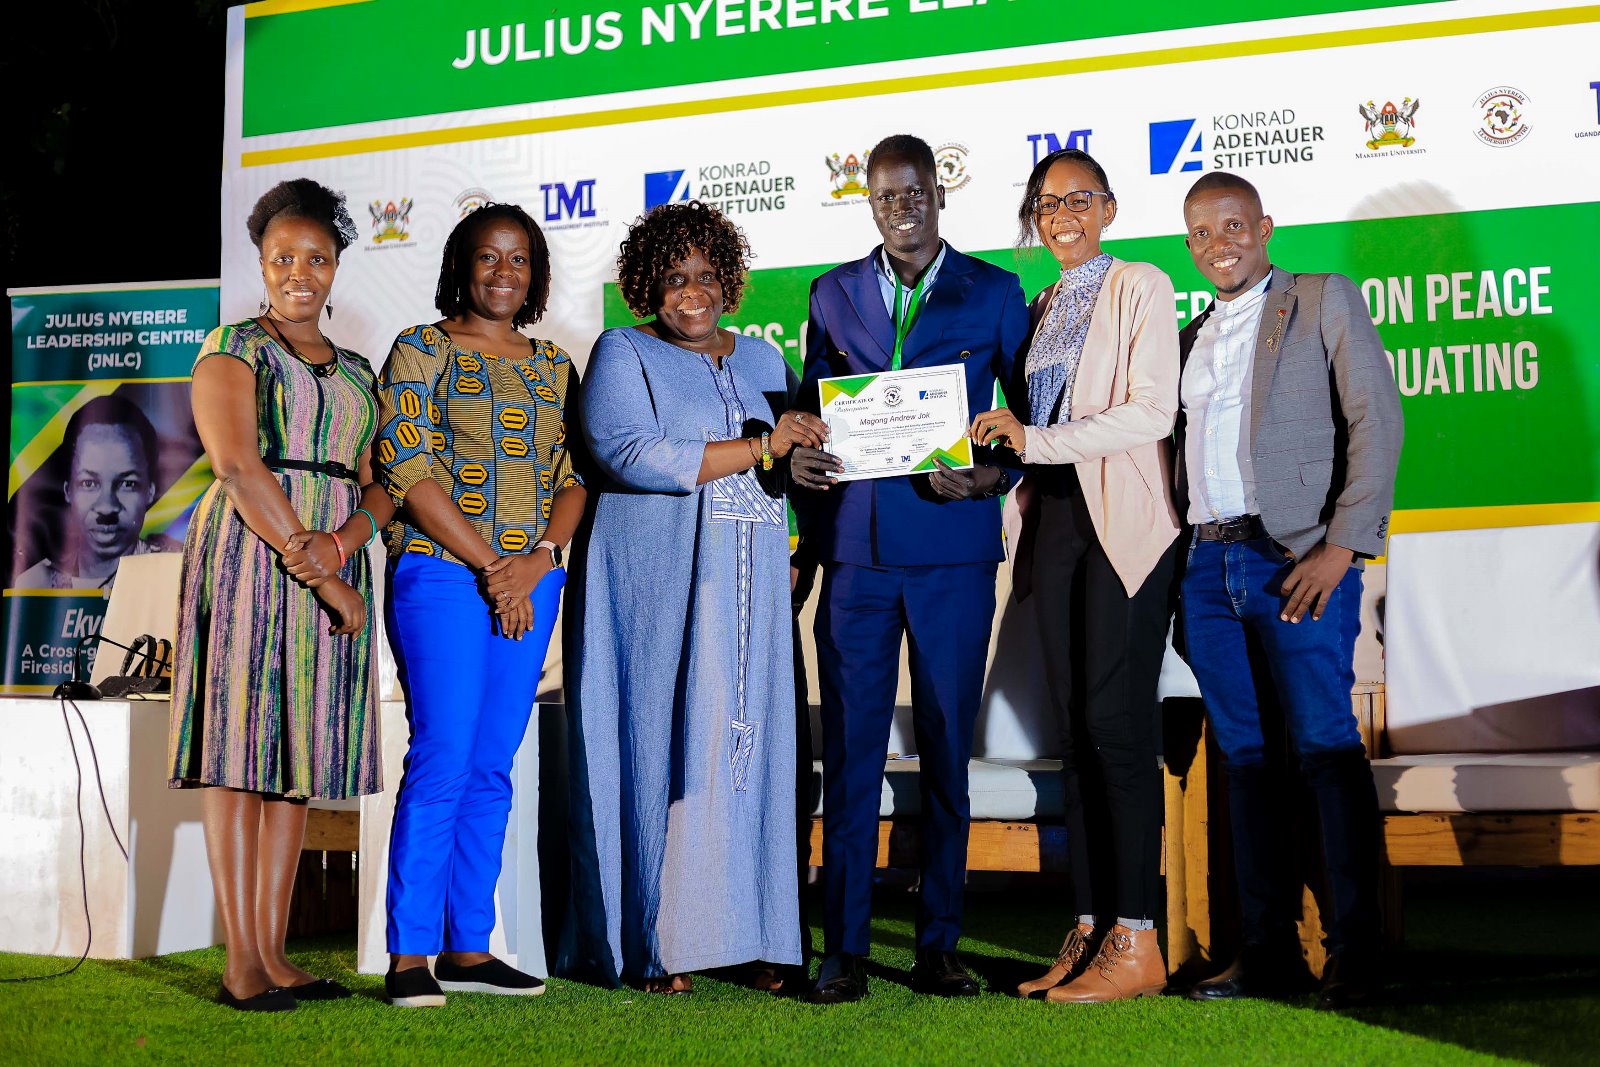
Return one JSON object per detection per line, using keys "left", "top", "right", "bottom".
{"left": 795, "top": 245, "right": 1030, "bottom": 567}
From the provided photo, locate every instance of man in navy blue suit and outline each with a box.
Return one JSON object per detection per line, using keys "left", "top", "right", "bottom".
{"left": 792, "top": 134, "right": 1030, "bottom": 1004}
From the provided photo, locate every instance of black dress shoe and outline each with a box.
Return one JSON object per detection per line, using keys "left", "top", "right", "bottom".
{"left": 1316, "top": 950, "right": 1381, "bottom": 1011}
{"left": 911, "top": 950, "right": 980, "bottom": 997}
{"left": 289, "top": 978, "right": 353, "bottom": 1001}
{"left": 218, "top": 984, "right": 297, "bottom": 1012}
{"left": 1188, "top": 945, "right": 1315, "bottom": 1001}
{"left": 804, "top": 953, "right": 868, "bottom": 1005}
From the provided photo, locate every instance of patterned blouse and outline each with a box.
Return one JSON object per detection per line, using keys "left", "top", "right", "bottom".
{"left": 1025, "top": 252, "right": 1113, "bottom": 426}
{"left": 375, "top": 323, "right": 582, "bottom": 565}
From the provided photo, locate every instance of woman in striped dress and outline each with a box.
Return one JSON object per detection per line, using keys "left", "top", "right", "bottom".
{"left": 168, "top": 179, "right": 394, "bottom": 1012}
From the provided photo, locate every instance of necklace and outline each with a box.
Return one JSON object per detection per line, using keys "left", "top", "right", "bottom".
{"left": 263, "top": 317, "right": 337, "bottom": 377}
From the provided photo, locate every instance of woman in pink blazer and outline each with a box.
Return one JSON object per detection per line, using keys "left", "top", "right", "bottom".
{"left": 971, "top": 149, "right": 1181, "bottom": 1003}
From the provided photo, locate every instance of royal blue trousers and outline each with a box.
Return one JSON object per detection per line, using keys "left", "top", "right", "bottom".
{"left": 814, "top": 559, "right": 997, "bottom": 955}
{"left": 385, "top": 553, "right": 565, "bottom": 955}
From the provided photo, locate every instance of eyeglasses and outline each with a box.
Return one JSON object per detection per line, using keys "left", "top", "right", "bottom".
{"left": 1030, "top": 191, "right": 1112, "bottom": 216}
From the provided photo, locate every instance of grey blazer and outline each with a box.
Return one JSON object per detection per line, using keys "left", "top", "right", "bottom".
{"left": 1175, "top": 268, "right": 1403, "bottom": 560}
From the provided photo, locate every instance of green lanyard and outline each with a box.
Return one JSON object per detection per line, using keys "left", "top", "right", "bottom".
{"left": 891, "top": 271, "right": 927, "bottom": 371}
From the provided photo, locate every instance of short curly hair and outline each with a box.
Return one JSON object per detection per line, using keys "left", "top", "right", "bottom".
{"left": 616, "top": 201, "right": 751, "bottom": 319}
{"left": 246, "top": 178, "right": 358, "bottom": 255}
{"left": 434, "top": 202, "right": 552, "bottom": 329}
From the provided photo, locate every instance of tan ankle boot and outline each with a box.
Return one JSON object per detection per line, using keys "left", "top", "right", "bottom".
{"left": 1046, "top": 925, "right": 1166, "bottom": 1003}
{"left": 1017, "top": 924, "right": 1096, "bottom": 997}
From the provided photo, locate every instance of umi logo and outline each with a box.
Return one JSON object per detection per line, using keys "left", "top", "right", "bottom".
{"left": 541, "top": 180, "right": 596, "bottom": 222}
{"left": 1027, "top": 130, "right": 1092, "bottom": 165}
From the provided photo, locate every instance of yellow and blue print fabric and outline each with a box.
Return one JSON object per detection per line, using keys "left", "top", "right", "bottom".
{"left": 375, "top": 323, "right": 581, "bottom": 564}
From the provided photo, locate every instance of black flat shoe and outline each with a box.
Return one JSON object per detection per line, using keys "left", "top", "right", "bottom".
{"left": 385, "top": 965, "right": 446, "bottom": 1008}
{"left": 434, "top": 956, "right": 545, "bottom": 997}
{"left": 804, "top": 953, "right": 868, "bottom": 1005}
{"left": 289, "top": 978, "right": 353, "bottom": 1001}
{"left": 911, "top": 950, "right": 981, "bottom": 997}
{"left": 218, "top": 984, "right": 296, "bottom": 1012}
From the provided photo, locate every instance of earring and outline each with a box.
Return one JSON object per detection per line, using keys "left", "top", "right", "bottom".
{"left": 325, "top": 299, "right": 334, "bottom": 320}
{"left": 258, "top": 283, "right": 270, "bottom": 316}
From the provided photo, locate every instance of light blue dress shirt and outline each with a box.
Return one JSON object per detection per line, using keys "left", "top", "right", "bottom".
{"left": 875, "top": 240, "right": 948, "bottom": 321}
{"left": 1181, "top": 271, "right": 1272, "bottom": 524}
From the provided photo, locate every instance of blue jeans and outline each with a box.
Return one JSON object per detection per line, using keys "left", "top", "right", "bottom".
{"left": 1181, "top": 534, "right": 1380, "bottom": 953}
{"left": 1180, "top": 535, "right": 1364, "bottom": 768}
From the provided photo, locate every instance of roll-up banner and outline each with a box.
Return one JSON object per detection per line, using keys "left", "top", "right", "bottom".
{"left": 4, "top": 282, "right": 218, "bottom": 693}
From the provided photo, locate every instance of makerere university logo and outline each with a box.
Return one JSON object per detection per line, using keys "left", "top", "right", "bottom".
{"left": 1476, "top": 86, "right": 1531, "bottom": 147}
{"left": 1356, "top": 97, "right": 1425, "bottom": 160}
{"left": 367, "top": 198, "right": 414, "bottom": 250}
{"left": 644, "top": 161, "right": 795, "bottom": 217}
{"left": 824, "top": 152, "right": 871, "bottom": 205}
{"left": 1149, "top": 108, "right": 1324, "bottom": 174}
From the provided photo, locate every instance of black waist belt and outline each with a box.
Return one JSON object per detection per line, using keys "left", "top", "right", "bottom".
{"left": 1195, "top": 514, "right": 1267, "bottom": 543}
{"left": 263, "top": 456, "right": 358, "bottom": 482}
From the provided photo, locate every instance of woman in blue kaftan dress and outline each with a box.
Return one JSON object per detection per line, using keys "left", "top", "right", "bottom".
{"left": 560, "top": 202, "right": 829, "bottom": 992}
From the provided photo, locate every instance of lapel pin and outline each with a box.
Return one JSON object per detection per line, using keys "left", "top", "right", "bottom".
{"left": 1265, "top": 307, "right": 1287, "bottom": 352}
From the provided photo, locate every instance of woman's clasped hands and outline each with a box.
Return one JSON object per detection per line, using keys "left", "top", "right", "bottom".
{"left": 282, "top": 530, "right": 366, "bottom": 636}
{"left": 481, "top": 552, "right": 552, "bottom": 641}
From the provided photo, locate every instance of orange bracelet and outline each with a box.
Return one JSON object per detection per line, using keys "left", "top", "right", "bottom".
{"left": 330, "top": 530, "right": 348, "bottom": 568}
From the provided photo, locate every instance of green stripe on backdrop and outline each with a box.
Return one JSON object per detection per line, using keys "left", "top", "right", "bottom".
{"left": 241, "top": 0, "right": 1432, "bottom": 138}
{"left": 602, "top": 200, "right": 1600, "bottom": 526}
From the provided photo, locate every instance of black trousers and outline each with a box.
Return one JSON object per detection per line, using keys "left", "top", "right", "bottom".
{"left": 1030, "top": 467, "right": 1178, "bottom": 922}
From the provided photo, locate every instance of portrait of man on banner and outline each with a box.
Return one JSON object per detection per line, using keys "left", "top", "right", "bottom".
{"left": 9, "top": 388, "right": 196, "bottom": 590}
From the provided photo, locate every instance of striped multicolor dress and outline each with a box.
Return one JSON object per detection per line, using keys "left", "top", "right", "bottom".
{"left": 168, "top": 320, "right": 381, "bottom": 799}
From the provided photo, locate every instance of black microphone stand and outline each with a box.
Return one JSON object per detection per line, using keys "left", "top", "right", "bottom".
{"left": 52, "top": 632, "right": 173, "bottom": 701}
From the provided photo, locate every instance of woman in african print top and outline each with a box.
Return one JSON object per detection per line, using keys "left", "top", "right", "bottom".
{"left": 375, "top": 203, "right": 585, "bottom": 1008}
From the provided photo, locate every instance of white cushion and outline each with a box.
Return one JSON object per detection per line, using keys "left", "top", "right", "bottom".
{"left": 809, "top": 758, "right": 1065, "bottom": 820}
{"left": 1373, "top": 752, "right": 1600, "bottom": 813}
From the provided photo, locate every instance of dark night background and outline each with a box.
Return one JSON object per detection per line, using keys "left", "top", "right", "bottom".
{"left": 3, "top": 1, "right": 228, "bottom": 571}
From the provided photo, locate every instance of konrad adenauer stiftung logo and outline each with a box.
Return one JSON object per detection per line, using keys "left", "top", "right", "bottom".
{"left": 1476, "top": 86, "right": 1531, "bottom": 147}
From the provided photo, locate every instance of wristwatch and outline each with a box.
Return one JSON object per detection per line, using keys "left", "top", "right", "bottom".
{"left": 534, "top": 539, "right": 563, "bottom": 567}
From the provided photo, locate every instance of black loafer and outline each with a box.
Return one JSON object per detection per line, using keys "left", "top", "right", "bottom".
{"left": 1316, "top": 951, "right": 1381, "bottom": 1011}
{"left": 385, "top": 965, "right": 446, "bottom": 1008}
{"left": 1188, "top": 944, "right": 1315, "bottom": 1001}
{"left": 434, "top": 956, "right": 546, "bottom": 997}
{"left": 804, "top": 953, "right": 869, "bottom": 1005}
{"left": 218, "top": 984, "right": 297, "bottom": 1012}
{"left": 289, "top": 977, "right": 353, "bottom": 1001}
{"left": 911, "top": 950, "right": 981, "bottom": 997}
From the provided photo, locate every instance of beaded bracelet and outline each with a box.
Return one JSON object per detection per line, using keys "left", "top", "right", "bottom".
{"left": 354, "top": 507, "right": 379, "bottom": 546}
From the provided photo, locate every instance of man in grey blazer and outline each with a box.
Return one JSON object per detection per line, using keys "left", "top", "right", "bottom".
{"left": 1173, "top": 172, "right": 1403, "bottom": 1011}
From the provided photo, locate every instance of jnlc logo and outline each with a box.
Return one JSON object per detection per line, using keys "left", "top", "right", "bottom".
{"left": 1027, "top": 130, "right": 1092, "bottom": 165}
{"left": 541, "top": 180, "right": 597, "bottom": 223}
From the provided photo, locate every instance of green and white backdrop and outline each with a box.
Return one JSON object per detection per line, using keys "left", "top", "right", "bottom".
{"left": 205, "top": 0, "right": 1600, "bottom": 747}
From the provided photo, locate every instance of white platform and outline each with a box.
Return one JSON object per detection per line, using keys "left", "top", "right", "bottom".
{"left": 0, "top": 696, "right": 218, "bottom": 959}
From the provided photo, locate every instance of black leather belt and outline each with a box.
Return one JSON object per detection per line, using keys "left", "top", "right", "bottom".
{"left": 263, "top": 456, "right": 358, "bottom": 482}
{"left": 1195, "top": 514, "right": 1267, "bottom": 543}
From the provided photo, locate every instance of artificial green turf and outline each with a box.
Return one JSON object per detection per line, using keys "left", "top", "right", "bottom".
{"left": 2, "top": 871, "right": 1596, "bottom": 1066}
